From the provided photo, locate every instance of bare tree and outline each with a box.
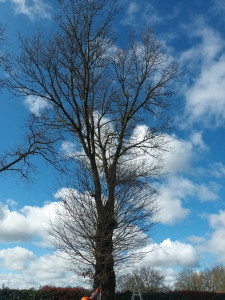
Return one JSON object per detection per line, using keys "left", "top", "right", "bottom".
{"left": 138, "top": 266, "right": 166, "bottom": 292}
{"left": 175, "top": 266, "right": 225, "bottom": 292}
{"left": 6, "top": 0, "right": 179, "bottom": 298}
{"left": 175, "top": 268, "right": 204, "bottom": 291}
{"left": 203, "top": 265, "right": 225, "bottom": 292}
{"left": 117, "top": 266, "right": 166, "bottom": 293}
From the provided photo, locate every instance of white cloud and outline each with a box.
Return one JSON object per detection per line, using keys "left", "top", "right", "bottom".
{"left": 163, "top": 135, "right": 193, "bottom": 174}
{"left": 0, "top": 203, "right": 5, "bottom": 221}
{"left": 120, "top": 238, "right": 199, "bottom": 288}
{"left": 0, "top": 201, "right": 57, "bottom": 243}
{"left": 6, "top": 198, "right": 17, "bottom": 208}
{"left": 189, "top": 210, "right": 225, "bottom": 264}
{"left": 197, "top": 182, "right": 219, "bottom": 202}
{"left": 121, "top": 1, "right": 161, "bottom": 26}
{"left": 0, "top": 248, "right": 84, "bottom": 289}
{"left": 180, "top": 22, "right": 225, "bottom": 127}
{"left": 185, "top": 58, "right": 225, "bottom": 126}
{"left": 0, "top": 247, "right": 35, "bottom": 271}
{"left": 158, "top": 177, "right": 191, "bottom": 225}
{"left": 162, "top": 132, "right": 210, "bottom": 176}
{"left": 187, "top": 235, "right": 206, "bottom": 245}
{"left": 190, "top": 132, "right": 209, "bottom": 151}
{"left": 206, "top": 210, "right": 225, "bottom": 261}
{"left": 134, "top": 239, "right": 199, "bottom": 268}
{"left": 60, "top": 141, "right": 78, "bottom": 158}
{"left": 0, "top": 197, "right": 92, "bottom": 289}
{"left": 11, "top": 0, "right": 51, "bottom": 20}
{"left": 121, "top": 0, "right": 179, "bottom": 28}
{"left": 24, "top": 95, "right": 49, "bottom": 116}
{"left": 162, "top": 267, "right": 178, "bottom": 287}
{"left": 158, "top": 176, "right": 219, "bottom": 225}
{"left": 210, "top": 162, "right": 225, "bottom": 178}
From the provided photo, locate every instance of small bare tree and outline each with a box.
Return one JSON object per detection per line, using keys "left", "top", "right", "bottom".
{"left": 6, "top": 0, "right": 179, "bottom": 298}
{"left": 175, "top": 268, "right": 204, "bottom": 291}
{"left": 117, "top": 266, "right": 166, "bottom": 293}
{"left": 138, "top": 266, "right": 166, "bottom": 292}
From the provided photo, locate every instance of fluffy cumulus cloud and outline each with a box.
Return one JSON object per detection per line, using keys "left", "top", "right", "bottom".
{"left": 11, "top": 0, "right": 51, "bottom": 19}
{"left": 157, "top": 131, "right": 221, "bottom": 225}
{"left": 0, "top": 247, "right": 35, "bottom": 271}
{"left": 157, "top": 181, "right": 190, "bottom": 225}
{"left": 0, "top": 248, "right": 82, "bottom": 289}
{"left": 120, "top": 238, "right": 199, "bottom": 288}
{"left": 180, "top": 22, "right": 225, "bottom": 127}
{"left": 158, "top": 176, "right": 219, "bottom": 225}
{"left": 0, "top": 197, "right": 91, "bottom": 289}
{"left": 134, "top": 239, "right": 199, "bottom": 268}
{"left": 0, "top": 201, "right": 57, "bottom": 243}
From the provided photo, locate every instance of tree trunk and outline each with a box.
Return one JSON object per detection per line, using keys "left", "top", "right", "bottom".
{"left": 94, "top": 212, "right": 116, "bottom": 300}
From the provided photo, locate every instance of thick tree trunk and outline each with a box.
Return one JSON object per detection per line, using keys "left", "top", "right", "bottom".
{"left": 94, "top": 254, "right": 116, "bottom": 300}
{"left": 94, "top": 212, "right": 116, "bottom": 300}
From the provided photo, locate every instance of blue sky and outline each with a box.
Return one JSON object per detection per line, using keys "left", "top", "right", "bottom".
{"left": 0, "top": 0, "right": 225, "bottom": 289}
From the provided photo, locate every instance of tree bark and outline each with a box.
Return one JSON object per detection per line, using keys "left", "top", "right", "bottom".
{"left": 94, "top": 209, "right": 116, "bottom": 300}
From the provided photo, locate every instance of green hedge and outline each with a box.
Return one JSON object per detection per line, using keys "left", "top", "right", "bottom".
{"left": 1, "top": 288, "right": 225, "bottom": 299}
{"left": 116, "top": 291, "right": 225, "bottom": 300}
{"left": 0, "top": 286, "right": 89, "bottom": 300}
{"left": 0, "top": 289, "right": 51, "bottom": 300}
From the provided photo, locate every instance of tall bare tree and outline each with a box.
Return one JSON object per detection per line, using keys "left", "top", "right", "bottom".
{"left": 6, "top": 0, "right": 179, "bottom": 298}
